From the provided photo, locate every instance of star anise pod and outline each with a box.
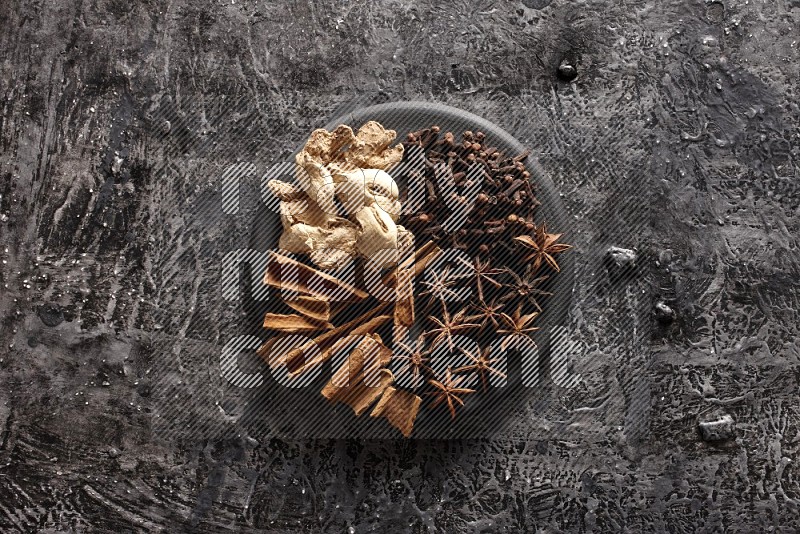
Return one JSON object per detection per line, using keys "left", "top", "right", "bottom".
{"left": 453, "top": 346, "right": 507, "bottom": 392}
{"left": 426, "top": 302, "right": 480, "bottom": 352}
{"left": 513, "top": 223, "right": 572, "bottom": 273}
{"left": 499, "top": 270, "right": 552, "bottom": 312}
{"left": 497, "top": 305, "right": 540, "bottom": 351}
{"left": 419, "top": 265, "right": 463, "bottom": 306}
{"left": 427, "top": 368, "right": 476, "bottom": 419}
{"left": 394, "top": 335, "right": 433, "bottom": 385}
{"left": 456, "top": 256, "right": 506, "bottom": 302}
{"left": 466, "top": 298, "right": 505, "bottom": 329}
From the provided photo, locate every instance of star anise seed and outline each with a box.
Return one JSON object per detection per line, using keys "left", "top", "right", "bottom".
{"left": 466, "top": 299, "right": 505, "bottom": 329}
{"left": 419, "top": 265, "right": 464, "bottom": 306}
{"left": 457, "top": 256, "right": 506, "bottom": 302}
{"left": 427, "top": 369, "right": 476, "bottom": 419}
{"left": 394, "top": 335, "right": 433, "bottom": 385}
{"left": 497, "top": 305, "right": 540, "bottom": 351}
{"left": 426, "top": 302, "right": 480, "bottom": 352}
{"left": 453, "top": 346, "right": 507, "bottom": 392}
{"left": 513, "top": 223, "right": 572, "bottom": 273}
{"left": 500, "top": 270, "right": 552, "bottom": 312}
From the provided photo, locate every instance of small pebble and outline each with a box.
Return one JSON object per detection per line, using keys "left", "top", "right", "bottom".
{"left": 37, "top": 303, "right": 64, "bottom": 327}
{"left": 698, "top": 414, "right": 735, "bottom": 442}
{"left": 654, "top": 301, "right": 675, "bottom": 323}
{"left": 607, "top": 246, "right": 637, "bottom": 267}
{"left": 522, "top": 0, "right": 553, "bottom": 9}
{"left": 557, "top": 59, "right": 578, "bottom": 81}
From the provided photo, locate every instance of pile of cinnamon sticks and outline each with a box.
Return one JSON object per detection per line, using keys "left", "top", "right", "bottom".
{"left": 258, "top": 242, "right": 440, "bottom": 437}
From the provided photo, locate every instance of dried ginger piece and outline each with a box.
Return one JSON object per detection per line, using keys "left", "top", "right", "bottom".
{"left": 268, "top": 179, "right": 358, "bottom": 270}
{"left": 268, "top": 179, "right": 307, "bottom": 202}
{"left": 321, "top": 335, "right": 394, "bottom": 416}
{"left": 343, "top": 121, "right": 404, "bottom": 170}
{"left": 267, "top": 121, "right": 406, "bottom": 270}
{"left": 353, "top": 204, "right": 399, "bottom": 260}
{"left": 370, "top": 386, "right": 422, "bottom": 438}
{"left": 296, "top": 124, "right": 356, "bottom": 177}
{"left": 296, "top": 121, "right": 403, "bottom": 175}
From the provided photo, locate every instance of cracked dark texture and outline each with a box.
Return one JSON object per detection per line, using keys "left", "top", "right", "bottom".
{"left": 0, "top": 0, "right": 798, "bottom": 532}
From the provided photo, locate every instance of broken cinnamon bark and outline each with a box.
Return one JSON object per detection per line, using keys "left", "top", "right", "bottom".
{"left": 263, "top": 313, "right": 333, "bottom": 332}
{"left": 393, "top": 264, "right": 415, "bottom": 327}
{"left": 284, "top": 313, "right": 393, "bottom": 376}
{"left": 323, "top": 369, "right": 394, "bottom": 417}
{"left": 258, "top": 300, "right": 392, "bottom": 375}
{"left": 322, "top": 335, "right": 395, "bottom": 416}
{"left": 325, "top": 334, "right": 392, "bottom": 387}
{"left": 264, "top": 250, "right": 368, "bottom": 301}
{"left": 283, "top": 294, "right": 333, "bottom": 323}
{"left": 381, "top": 241, "right": 441, "bottom": 289}
{"left": 370, "top": 386, "right": 422, "bottom": 438}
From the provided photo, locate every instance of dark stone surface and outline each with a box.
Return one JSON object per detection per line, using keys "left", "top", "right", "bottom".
{"left": 0, "top": 0, "right": 798, "bottom": 532}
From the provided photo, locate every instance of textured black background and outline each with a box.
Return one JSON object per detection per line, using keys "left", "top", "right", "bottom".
{"left": 1, "top": 0, "right": 799, "bottom": 532}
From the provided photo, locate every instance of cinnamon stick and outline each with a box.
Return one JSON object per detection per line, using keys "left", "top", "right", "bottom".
{"left": 381, "top": 241, "right": 441, "bottom": 289}
{"left": 263, "top": 313, "right": 333, "bottom": 332}
{"left": 393, "top": 265, "right": 415, "bottom": 327}
{"left": 264, "top": 251, "right": 369, "bottom": 301}
{"left": 258, "top": 300, "right": 392, "bottom": 374}
{"left": 283, "top": 294, "right": 333, "bottom": 322}
{"left": 321, "top": 335, "right": 395, "bottom": 416}
{"left": 371, "top": 386, "right": 422, "bottom": 437}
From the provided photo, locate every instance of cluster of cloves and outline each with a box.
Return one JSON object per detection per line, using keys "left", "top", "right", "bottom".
{"left": 382, "top": 126, "right": 571, "bottom": 421}
{"left": 400, "top": 126, "right": 539, "bottom": 265}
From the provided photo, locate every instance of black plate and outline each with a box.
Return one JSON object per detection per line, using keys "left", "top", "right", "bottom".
{"left": 247, "top": 101, "right": 574, "bottom": 438}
